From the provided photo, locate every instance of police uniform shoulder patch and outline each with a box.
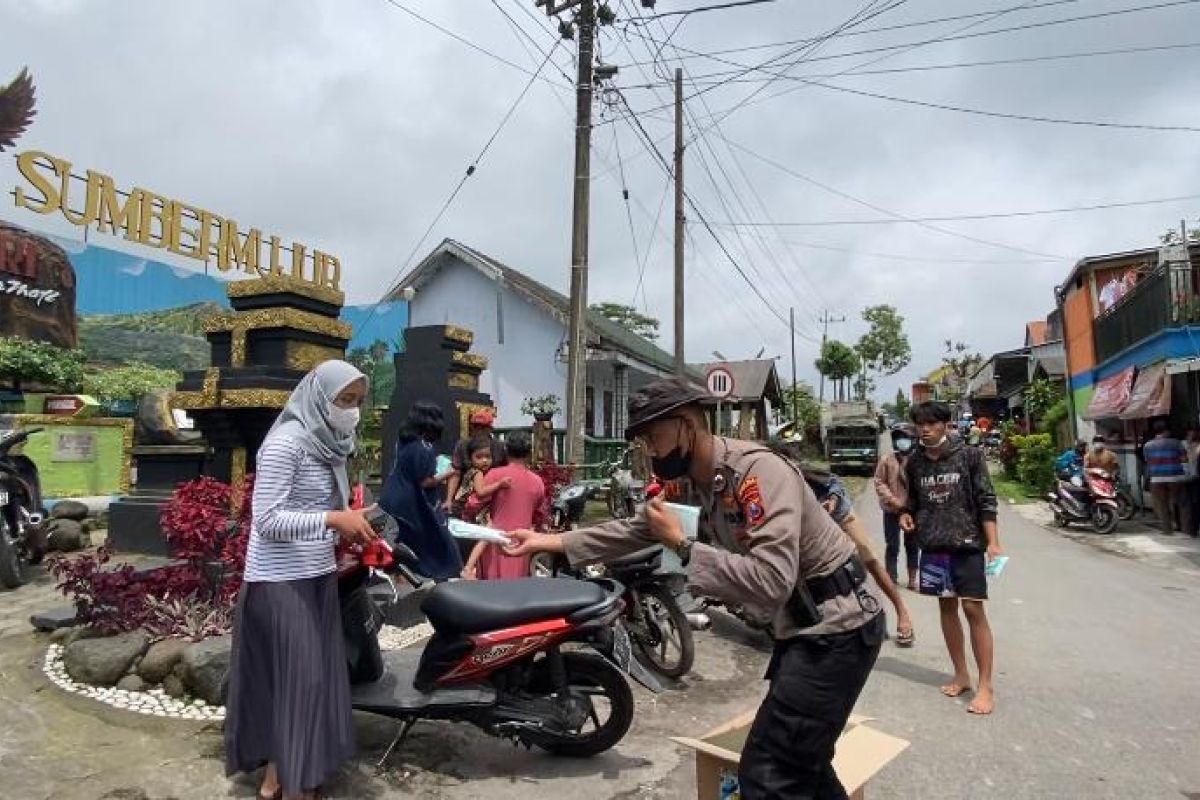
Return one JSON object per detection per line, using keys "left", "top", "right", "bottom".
{"left": 737, "top": 475, "right": 766, "bottom": 527}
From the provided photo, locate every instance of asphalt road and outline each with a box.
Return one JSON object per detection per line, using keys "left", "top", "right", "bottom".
{"left": 852, "top": 473, "right": 1200, "bottom": 799}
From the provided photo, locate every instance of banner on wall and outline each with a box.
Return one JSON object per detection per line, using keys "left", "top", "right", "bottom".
{"left": 0, "top": 219, "right": 406, "bottom": 370}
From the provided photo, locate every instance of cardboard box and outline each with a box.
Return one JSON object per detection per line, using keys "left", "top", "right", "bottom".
{"left": 673, "top": 709, "right": 909, "bottom": 800}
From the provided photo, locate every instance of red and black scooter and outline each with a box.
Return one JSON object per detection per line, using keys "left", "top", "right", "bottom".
{"left": 337, "top": 510, "right": 658, "bottom": 764}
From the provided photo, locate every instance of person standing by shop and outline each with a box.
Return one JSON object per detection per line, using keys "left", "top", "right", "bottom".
{"left": 507, "top": 378, "right": 884, "bottom": 798}
{"left": 874, "top": 425, "right": 919, "bottom": 590}
{"left": 1185, "top": 430, "right": 1200, "bottom": 537}
{"left": 225, "top": 360, "right": 377, "bottom": 800}
{"left": 1144, "top": 420, "right": 1188, "bottom": 536}
{"left": 900, "top": 401, "right": 1002, "bottom": 716}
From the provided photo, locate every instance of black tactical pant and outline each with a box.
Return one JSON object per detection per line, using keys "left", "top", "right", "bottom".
{"left": 738, "top": 614, "right": 884, "bottom": 799}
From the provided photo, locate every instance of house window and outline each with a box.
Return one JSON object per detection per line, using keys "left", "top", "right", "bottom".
{"left": 585, "top": 386, "right": 595, "bottom": 436}
{"left": 603, "top": 390, "right": 614, "bottom": 438}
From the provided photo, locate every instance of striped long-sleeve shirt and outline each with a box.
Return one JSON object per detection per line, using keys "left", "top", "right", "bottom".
{"left": 243, "top": 435, "right": 339, "bottom": 583}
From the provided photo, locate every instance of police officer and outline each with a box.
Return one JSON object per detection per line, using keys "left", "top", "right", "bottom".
{"left": 507, "top": 378, "right": 884, "bottom": 799}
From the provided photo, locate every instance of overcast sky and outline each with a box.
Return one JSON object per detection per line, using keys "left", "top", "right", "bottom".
{"left": 4, "top": 0, "right": 1200, "bottom": 403}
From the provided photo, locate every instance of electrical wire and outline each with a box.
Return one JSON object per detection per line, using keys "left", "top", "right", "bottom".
{"left": 640, "top": 0, "right": 777, "bottom": 19}
{"left": 709, "top": 194, "right": 1200, "bottom": 226}
{"left": 378, "top": 45, "right": 559, "bottom": 300}
{"left": 715, "top": 132, "right": 1067, "bottom": 260}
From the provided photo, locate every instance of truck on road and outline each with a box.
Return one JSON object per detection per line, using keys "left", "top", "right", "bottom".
{"left": 821, "top": 401, "right": 881, "bottom": 474}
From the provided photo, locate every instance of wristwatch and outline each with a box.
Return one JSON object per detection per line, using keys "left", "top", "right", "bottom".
{"left": 673, "top": 537, "right": 694, "bottom": 566}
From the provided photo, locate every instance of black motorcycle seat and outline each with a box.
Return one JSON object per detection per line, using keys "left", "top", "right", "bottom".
{"left": 606, "top": 545, "right": 662, "bottom": 570}
{"left": 421, "top": 578, "right": 607, "bottom": 634}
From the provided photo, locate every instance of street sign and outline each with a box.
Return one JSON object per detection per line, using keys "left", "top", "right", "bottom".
{"left": 706, "top": 367, "right": 735, "bottom": 399}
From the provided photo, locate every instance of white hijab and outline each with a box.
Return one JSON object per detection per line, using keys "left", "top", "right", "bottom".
{"left": 266, "top": 359, "right": 366, "bottom": 506}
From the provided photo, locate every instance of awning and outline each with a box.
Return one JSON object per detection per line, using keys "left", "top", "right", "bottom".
{"left": 1120, "top": 362, "right": 1172, "bottom": 419}
{"left": 1082, "top": 366, "right": 1135, "bottom": 420}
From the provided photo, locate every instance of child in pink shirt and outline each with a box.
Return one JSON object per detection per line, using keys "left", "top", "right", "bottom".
{"left": 462, "top": 432, "right": 546, "bottom": 581}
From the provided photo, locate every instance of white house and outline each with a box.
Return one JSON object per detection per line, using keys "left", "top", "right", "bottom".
{"left": 392, "top": 239, "right": 696, "bottom": 433}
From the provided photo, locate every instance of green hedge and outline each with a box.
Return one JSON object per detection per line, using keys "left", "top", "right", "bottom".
{"left": 1012, "top": 433, "right": 1056, "bottom": 492}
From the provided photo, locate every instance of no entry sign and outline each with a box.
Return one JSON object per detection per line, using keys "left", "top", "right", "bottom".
{"left": 706, "top": 367, "right": 735, "bottom": 399}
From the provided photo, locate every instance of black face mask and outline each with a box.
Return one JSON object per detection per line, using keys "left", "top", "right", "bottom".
{"left": 652, "top": 447, "right": 692, "bottom": 481}
{"left": 651, "top": 420, "right": 693, "bottom": 480}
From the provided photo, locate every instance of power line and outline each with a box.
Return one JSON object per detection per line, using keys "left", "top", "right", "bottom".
{"left": 669, "top": 41, "right": 1200, "bottom": 84}
{"left": 777, "top": 239, "right": 1058, "bottom": 264}
{"left": 379, "top": 0, "right": 567, "bottom": 90}
{"left": 491, "top": 0, "right": 576, "bottom": 83}
{"left": 715, "top": 132, "right": 1066, "bottom": 260}
{"left": 640, "top": 0, "right": 777, "bottom": 19}
{"left": 709, "top": 194, "right": 1200, "bottom": 226}
{"left": 378, "top": 45, "right": 559, "bottom": 300}
{"left": 616, "top": 0, "right": 1084, "bottom": 67}
{"left": 806, "top": 79, "right": 1200, "bottom": 133}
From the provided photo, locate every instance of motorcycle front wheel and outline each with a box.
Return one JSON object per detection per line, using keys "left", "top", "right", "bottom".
{"left": 527, "top": 652, "right": 634, "bottom": 757}
{"left": 1092, "top": 505, "right": 1119, "bottom": 535}
{"left": 0, "top": 518, "right": 27, "bottom": 589}
{"left": 630, "top": 585, "right": 695, "bottom": 680}
{"left": 1116, "top": 492, "right": 1136, "bottom": 521}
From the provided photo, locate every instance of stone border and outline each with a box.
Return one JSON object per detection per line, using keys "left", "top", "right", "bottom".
{"left": 41, "top": 623, "right": 435, "bottom": 720}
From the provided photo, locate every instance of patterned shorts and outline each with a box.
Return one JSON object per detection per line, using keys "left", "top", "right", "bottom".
{"left": 918, "top": 551, "right": 988, "bottom": 601}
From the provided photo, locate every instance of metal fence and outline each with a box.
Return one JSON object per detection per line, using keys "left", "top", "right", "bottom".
{"left": 493, "top": 427, "right": 629, "bottom": 480}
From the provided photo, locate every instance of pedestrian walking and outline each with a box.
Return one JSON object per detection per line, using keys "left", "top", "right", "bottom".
{"left": 1144, "top": 420, "right": 1188, "bottom": 536}
{"left": 900, "top": 401, "right": 1003, "bottom": 716}
{"left": 507, "top": 377, "right": 884, "bottom": 799}
{"left": 225, "top": 360, "right": 375, "bottom": 800}
{"left": 874, "top": 425, "right": 919, "bottom": 590}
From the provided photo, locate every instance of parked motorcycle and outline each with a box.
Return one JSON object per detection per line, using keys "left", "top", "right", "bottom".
{"left": 1047, "top": 467, "right": 1120, "bottom": 534}
{"left": 529, "top": 545, "right": 695, "bottom": 681}
{"left": 605, "top": 449, "right": 646, "bottom": 520}
{"left": 338, "top": 516, "right": 657, "bottom": 765}
{"left": 550, "top": 482, "right": 593, "bottom": 532}
{"left": 1115, "top": 483, "right": 1137, "bottom": 521}
{"left": 0, "top": 427, "right": 47, "bottom": 589}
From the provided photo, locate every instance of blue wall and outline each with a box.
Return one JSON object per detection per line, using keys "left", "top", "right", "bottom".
{"left": 1068, "top": 327, "right": 1200, "bottom": 391}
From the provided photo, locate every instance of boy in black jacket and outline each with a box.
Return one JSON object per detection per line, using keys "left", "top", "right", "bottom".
{"left": 900, "top": 401, "right": 1003, "bottom": 715}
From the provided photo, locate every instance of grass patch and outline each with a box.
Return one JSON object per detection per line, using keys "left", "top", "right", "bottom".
{"left": 992, "top": 474, "right": 1039, "bottom": 505}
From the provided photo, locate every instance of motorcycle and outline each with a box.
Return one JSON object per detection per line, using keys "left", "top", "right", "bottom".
{"left": 338, "top": 515, "right": 659, "bottom": 765}
{"left": 604, "top": 449, "right": 646, "bottom": 521}
{"left": 530, "top": 545, "right": 695, "bottom": 681}
{"left": 550, "top": 481, "right": 593, "bottom": 532}
{"left": 0, "top": 427, "right": 47, "bottom": 589}
{"left": 1047, "top": 467, "right": 1120, "bottom": 534}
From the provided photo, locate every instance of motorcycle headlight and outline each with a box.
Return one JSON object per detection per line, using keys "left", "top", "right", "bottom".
{"left": 562, "top": 485, "right": 586, "bottom": 500}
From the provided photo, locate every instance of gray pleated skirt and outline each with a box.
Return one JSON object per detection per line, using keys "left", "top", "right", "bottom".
{"left": 225, "top": 572, "right": 356, "bottom": 794}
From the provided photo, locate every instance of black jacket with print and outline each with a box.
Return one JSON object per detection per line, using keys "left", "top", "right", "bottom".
{"left": 903, "top": 439, "right": 998, "bottom": 552}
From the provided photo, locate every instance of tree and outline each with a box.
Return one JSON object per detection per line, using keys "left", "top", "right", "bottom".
{"left": 883, "top": 388, "right": 912, "bottom": 422}
{"left": 1024, "top": 377, "right": 1064, "bottom": 426}
{"left": 938, "top": 340, "right": 984, "bottom": 405}
{"left": 853, "top": 305, "right": 910, "bottom": 402}
{"left": 815, "top": 340, "right": 861, "bottom": 402}
{"left": 779, "top": 381, "right": 821, "bottom": 433}
{"left": 82, "top": 363, "right": 180, "bottom": 406}
{"left": 590, "top": 302, "right": 660, "bottom": 341}
{"left": 346, "top": 339, "right": 395, "bottom": 409}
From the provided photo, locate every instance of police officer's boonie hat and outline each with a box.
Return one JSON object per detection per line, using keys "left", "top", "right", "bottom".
{"left": 624, "top": 377, "right": 708, "bottom": 440}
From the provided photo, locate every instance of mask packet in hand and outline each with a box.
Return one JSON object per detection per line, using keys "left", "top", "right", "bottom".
{"left": 985, "top": 555, "right": 1009, "bottom": 578}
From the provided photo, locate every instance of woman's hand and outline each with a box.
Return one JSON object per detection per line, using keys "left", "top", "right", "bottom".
{"left": 498, "top": 476, "right": 514, "bottom": 489}
{"left": 644, "top": 498, "right": 685, "bottom": 549}
{"left": 327, "top": 507, "right": 377, "bottom": 546}
{"left": 461, "top": 564, "right": 478, "bottom": 580}
{"left": 504, "top": 529, "right": 565, "bottom": 557}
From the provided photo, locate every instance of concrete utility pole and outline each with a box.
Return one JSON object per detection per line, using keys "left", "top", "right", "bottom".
{"left": 538, "top": 0, "right": 596, "bottom": 465}
{"left": 790, "top": 307, "right": 799, "bottom": 424}
{"left": 673, "top": 67, "right": 686, "bottom": 376}
{"left": 817, "top": 310, "right": 845, "bottom": 405}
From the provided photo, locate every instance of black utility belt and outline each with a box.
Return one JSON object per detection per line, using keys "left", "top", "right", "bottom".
{"left": 806, "top": 556, "right": 867, "bottom": 605}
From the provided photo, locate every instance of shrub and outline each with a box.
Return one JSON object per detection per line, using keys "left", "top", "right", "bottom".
{"left": 1012, "top": 433, "right": 1056, "bottom": 492}
{"left": 82, "top": 362, "right": 180, "bottom": 406}
{"left": 48, "top": 474, "right": 253, "bottom": 639}
{"left": 0, "top": 336, "right": 85, "bottom": 391}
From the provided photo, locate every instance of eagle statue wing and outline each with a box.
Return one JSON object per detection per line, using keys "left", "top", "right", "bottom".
{"left": 0, "top": 67, "right": 37, "bottom": 152}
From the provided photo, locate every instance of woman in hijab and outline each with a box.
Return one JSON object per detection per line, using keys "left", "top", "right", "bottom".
{"left": 225, "top": 360, "right": 377, "bottom": 800}
{"left": 379, "top": 401, "right": 463, "bottom": 580}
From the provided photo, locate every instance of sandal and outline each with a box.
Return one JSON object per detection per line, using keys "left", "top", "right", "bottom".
{"left": 895, "top": 627, "right": 915, "bottom": 648}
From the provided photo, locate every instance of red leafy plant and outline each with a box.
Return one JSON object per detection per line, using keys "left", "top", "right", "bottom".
{"left": 532, "top": 463, "right": 575, "bottom": 531}
{"left": 49, "top": 475, "right": 254, "bottom": 639}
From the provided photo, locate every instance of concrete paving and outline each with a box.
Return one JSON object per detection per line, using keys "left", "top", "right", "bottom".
{"left": 2, "top": 497, "right": 1199, "bottom": 798}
